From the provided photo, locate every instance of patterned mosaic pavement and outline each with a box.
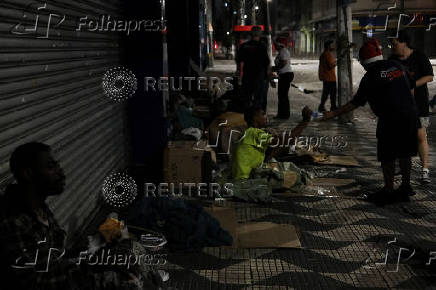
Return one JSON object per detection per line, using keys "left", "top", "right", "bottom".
{"left": 161, "top": 63, "right": 436, "bottom": 289}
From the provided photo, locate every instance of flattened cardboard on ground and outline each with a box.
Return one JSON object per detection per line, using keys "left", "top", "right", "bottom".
{"left": 264, "top": 162, "right": 298, "bottom": 188}
{"left": 283, "top": 171, "right": 298, "bottom": 188}
{"left": 316, "top": 156, "right": 361, "bottom": 167}
{"left": 205, "top": 206, "right": 301, "bottom": 248}
{"left": 235, "top": 222, "right": 301, "bottom": 248}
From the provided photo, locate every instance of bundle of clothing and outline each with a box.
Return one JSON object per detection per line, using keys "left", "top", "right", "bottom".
{"left": 217, "top": 161, "right": 312, "bottom": 203}
{"left": 126, "top": 198, "right": 232, "bottom": 252}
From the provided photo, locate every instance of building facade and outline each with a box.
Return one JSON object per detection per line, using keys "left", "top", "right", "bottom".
{"left": 276, "top": 0, "right": 436, "bottom": 58}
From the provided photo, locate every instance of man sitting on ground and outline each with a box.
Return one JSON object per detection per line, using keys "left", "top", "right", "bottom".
{"left": 0, "top": 143, "right": 152, "bottom": 290}
{"left": 0, "top": 143, "right": 86, "bottom": 289}
{"left": 232, "top": 106, "right": 312, "bottom": 180}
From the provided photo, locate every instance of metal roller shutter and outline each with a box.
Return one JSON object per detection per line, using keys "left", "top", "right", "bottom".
{"left": 0, "top": 0, "right": 130, "bottom": 244}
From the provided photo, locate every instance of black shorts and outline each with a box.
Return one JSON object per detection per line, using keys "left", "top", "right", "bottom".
{"left": 376, "top": 118, "right": 418, "bottom": 162}
{"left": 377, "top": 133, "right": 418, "bottom": 162}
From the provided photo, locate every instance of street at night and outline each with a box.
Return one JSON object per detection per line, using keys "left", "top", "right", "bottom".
{"left": 0, "top": 0, "right": 435, "bottom": 289}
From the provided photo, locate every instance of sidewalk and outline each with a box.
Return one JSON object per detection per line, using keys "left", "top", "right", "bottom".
{"left": 165, "top": 60, "right": 436, "bottom": 289}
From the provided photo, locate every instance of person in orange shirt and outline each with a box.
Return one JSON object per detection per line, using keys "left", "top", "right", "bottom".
{"left": 318, "top": 40, "right": 337, "bottom": 112}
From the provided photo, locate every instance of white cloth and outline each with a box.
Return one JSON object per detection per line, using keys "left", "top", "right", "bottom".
{"left": 181, "top": 127, "right": 203, "bottom": 140}
{"left": 275, "top": 48, "right": 292, "bottom": 74}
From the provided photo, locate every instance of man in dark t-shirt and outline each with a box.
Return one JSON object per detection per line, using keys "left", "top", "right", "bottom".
{"left": 389, "top": 30, "right": 434, "bottom": 183}
{"left": 236, "top": 26, "right": 272, "bottom": 111}
{"left": 322, "top": 38, "right": 419, "bottom": 205}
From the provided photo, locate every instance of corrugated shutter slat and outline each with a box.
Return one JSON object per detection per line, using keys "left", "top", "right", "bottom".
{"left": 0, "top": 0, "right": 129, "bottom": 244}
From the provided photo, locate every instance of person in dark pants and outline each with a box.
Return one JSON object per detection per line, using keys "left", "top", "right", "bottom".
{"left": 389, "top": 30, "right": 434, "bottom": 183}
{"left": 322, "top": 38, "right": 419, "bottom": 205}
{"left": 259, "top": 36, "right": 273, "bottom": 112}
{"left": 318, "top": 40, "right": 337, "bottom": 112}
{"left": 236, "top": 26, "right": 272, "bottom": 111}
{"left": 274, "top": 37, "right": 294, "bottom": 119}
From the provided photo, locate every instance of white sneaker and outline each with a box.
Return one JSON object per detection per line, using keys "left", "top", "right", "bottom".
{"left": 422, "top": 169, "right": 431, "bottom": 183}
{"left": 157, "top": 270, "right": 170, "bottom": 282}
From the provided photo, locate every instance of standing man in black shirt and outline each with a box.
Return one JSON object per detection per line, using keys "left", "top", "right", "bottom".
{"left": 322, "top": 38, "right": 419, "bottom": 205}
{"left": 236, "top": 26, "right": 272, "bottom": 111}
{"left": 389, "top": 30, "right": 434, "bottom": 183}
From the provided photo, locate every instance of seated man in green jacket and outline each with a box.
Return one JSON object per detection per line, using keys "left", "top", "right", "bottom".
{"left": 232, "top": 106, "right": 312, "bottom": 180}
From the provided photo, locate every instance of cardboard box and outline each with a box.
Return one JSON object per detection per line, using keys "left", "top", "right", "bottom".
{"left": 163, "top": 141, "right": 212, "bottom": 184}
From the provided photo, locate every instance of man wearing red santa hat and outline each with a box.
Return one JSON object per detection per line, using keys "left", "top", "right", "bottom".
{"left": 321, "top": 38, "right": 420, "bottom": 205}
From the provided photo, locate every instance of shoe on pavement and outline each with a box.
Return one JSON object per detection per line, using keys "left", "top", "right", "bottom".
{"left": 395, "top": 184, "right": 416, "bottom": 197}
{"left": 392, "top": 189, "right": 411, "bottom": 203}
{"left": 422, "top": 168, "right": 430, "bottom": 184}
{"left": 157, "top": 270, "right": 170, "bottom": 282}
{"left": 364, "top": 187, "right": 410, "bottom": 206}
{"left": 364, "top": 188, "right": 393, "bottom": 205}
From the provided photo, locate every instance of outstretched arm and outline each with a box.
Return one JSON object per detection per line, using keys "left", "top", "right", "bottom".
{"left": 322, "top": 102, "right": 356, "bottom": 121}
{"left": 269, "top": 106, "right": 311, "bottom": 145}
{"left": 266, "top": 107, "right": 311, "bottom": 160}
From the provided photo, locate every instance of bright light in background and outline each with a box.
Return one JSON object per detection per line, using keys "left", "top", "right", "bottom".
{"left": 244, "top": 14, "right": 247, "bottom": 19}
{"left": 233, "top": 10, "right": 237, "bottom": 15}
{"left": 224, "top": 2, "right": 228, "bottom": 7}
{"left": 255, "top": 5, "right": 259, "bottom": 10}
{"left": 226, "top": 31, "right": 230, "bottom": 35}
